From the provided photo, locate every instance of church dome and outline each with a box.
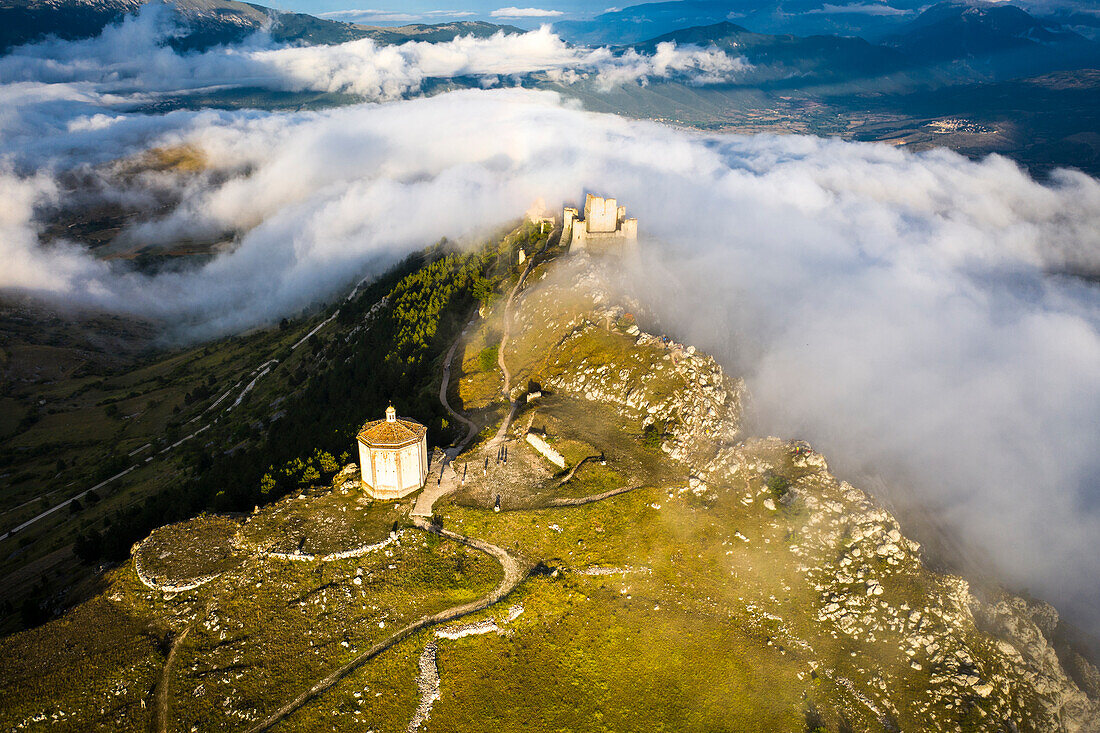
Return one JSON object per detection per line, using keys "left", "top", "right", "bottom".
{"left": 356, "top": 415, "right": 426, "bottom": 448}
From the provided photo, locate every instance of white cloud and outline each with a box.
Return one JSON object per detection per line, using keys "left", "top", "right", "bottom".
{"left": 489, "top": 7, "right": 565, "bottom": 18}
{"left": 423, "top": 10, "right": 478, "bottom": 17}
{"left": 317, "top": 8, "right": 477, "bottom": 23}
{"left": 807, "top": 2, "right": 914, "bottom": 15}
{"left": 3, "top": 16, "right": 1100, "bottom": 636}
{"left": 318, "top": 9, "right": 422, "bottom": 23}
{"left": 0, "top": 9, "right": 750, "bottom": 129}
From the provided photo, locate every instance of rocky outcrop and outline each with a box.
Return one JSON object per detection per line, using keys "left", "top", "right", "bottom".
{"left": 529, "top": 263, "right": 745, "bottom": 465}
{"left": 524, "top": 260, "right": 1100, "bottom": 733}
{"left": 976, "top": 597, "right": 1100, "bottom": 732}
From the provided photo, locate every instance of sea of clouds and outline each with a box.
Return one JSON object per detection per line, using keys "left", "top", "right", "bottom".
{"left": 2, "top": 13, "right": 1100, "bottom": 630}
{"left": 0, "top": 6, "right": 747, "bottom": 103}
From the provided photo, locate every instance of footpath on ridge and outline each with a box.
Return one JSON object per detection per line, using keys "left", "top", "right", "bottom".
{"left": 244, "top": 226, "right": 597, "bottom": 732}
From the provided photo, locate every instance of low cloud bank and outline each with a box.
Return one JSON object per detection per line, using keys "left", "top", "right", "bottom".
{"left": 2, "top": 19, "right": 1100, "bottom": 631}
{"left": 0, "top": 6, "right": 748, "bottom": 108}
{"left": 491, "top": 7, "right": 565, "bottom": 19}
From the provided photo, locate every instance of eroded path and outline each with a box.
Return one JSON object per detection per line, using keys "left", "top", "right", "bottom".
{"left": 154, "top": 622, "right": 195, "bottom": 733}
{"left": 547, "top": 485, "right": 639, "bottom": 507}
{"left": 491, "top": 227, "right": 556, "bottom": 447}
{"left": 438, "top": 318, "right": 481, "bottom": 454}
{"left": 241, "top": 519, "right": 529, "bottom": 733}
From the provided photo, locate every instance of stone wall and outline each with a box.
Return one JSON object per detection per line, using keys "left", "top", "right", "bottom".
{"left": 525, "top": 432, "right": 566, "bottom": 469}
{"left": 564, "top": 194, "right": 638, "bottom": 255}
{"left": 585, "top": 194, "right": 619, "bottom": 233}
{"left": 359, "top": 437, "right": 428, "bottom": 500}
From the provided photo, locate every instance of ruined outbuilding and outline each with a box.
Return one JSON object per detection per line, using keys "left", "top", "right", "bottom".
{"left": 563, "top": 194, "right": 638, "bottom": 255}
{"left": 356, "top": 406, "right": 428, "bottom": 500}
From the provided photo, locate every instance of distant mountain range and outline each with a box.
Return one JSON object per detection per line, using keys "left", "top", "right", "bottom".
{"left": 553, "top": 0, "right": 926, "bottom": 45}
{"left": 884, "top": 3, "right": 1095, "bottom": 65}
{"left": 552, "top": 0, "right": 1099, "bottom": 44}
{"left": 3, "top": 0, "right": 1097, "bottom": 176}
{"left": 631, "top": 21, "right": 911, "bottom": 88}
{"left": 571, "top": 7, "right": 1099, "bottom": 177}
{"left": 0, "top": 0, "right": 519, "bottom": 53}
{"left": 3, "top": 0, "right": 1096, "bottom": 88}
{"left": 625, "top": 4, "right": 1099, "bottom": 87}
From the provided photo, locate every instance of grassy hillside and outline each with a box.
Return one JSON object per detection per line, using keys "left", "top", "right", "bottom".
{"left": 0, "top": 221, "right": 545, "bottom": 635}
{"left": 2, "top": 246, "right": 1095, "bottom": 731}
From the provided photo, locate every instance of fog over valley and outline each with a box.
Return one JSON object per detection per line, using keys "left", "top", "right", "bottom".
{"left": 2, "top": 8, "right": 1100, "bottom": 719}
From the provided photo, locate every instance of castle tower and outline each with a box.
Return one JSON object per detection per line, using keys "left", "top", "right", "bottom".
{"left": 356, "top": 406, "right": 428, "bottom": 500}
{"left": 564, "top": 194, "right": 638, "bottom": 255}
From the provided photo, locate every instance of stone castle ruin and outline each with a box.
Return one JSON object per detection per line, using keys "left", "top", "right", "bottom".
{"left": 563, "top": 194, "right": 638, "bottom": 256}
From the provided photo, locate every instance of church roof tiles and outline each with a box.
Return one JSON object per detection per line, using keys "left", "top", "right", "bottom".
{"left": 357, "top": 416, "right": 426, "bottom": 447}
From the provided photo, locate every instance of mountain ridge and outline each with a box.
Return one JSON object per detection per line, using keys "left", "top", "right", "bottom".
{"left": 1, "top": 229, "right": 1097, "bottom": 731}
{"left": 0, "top": 0, "right": 520, "bottom": 53}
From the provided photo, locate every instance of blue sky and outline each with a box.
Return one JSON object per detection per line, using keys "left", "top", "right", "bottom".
{"left": 269, "top": 0, "right": 606, "bottom": 26}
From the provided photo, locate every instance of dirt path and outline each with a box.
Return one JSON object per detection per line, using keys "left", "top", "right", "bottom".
{"left": 438, "top": 317, "right": 481, "bottom": 455}
{"left": 236, "top": 238, "right": 581, "bottom": 731}
{"left": 496, "top": 272, "right": 525, "bottom": 399}
{"left": 413, "top": 318, "right": 481, "bottom": 518}
{"left": 241, "top": 520, "right": 528, "bottom": 733}
{"left": 497, "top": 233, "right": 548, "bottom": 398}
{"left": 242, "top": 295, "right": 537, "bottom": 732}
{"left": 547, "top": 485, "right": 640, "bottom": 507}
{"left": 153, "top": 622, "right": 194, "bottom": 733}
{"left": 490, "top": 227, "right": 557, "bottom": 448}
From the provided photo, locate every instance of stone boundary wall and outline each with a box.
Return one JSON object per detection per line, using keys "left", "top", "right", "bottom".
{"left": 260, "top": 532, "right": 400, "bottom": 563}
{"left": 525, "top": 432, "right": 566, "bottom": 469}
{"left": 131, "top": 527, "right": 405, "bottom": 594}
{"left": 131, "top": 541, "right": 224, "bottom": 593}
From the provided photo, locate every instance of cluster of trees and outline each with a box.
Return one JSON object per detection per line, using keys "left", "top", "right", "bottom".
{"left": 259, "top": 449, "right": 343, "bottom": 499}
{"left": 71, "top": 240, "right": 512, "bottom": 569}
{"left": 183, "top": 374, "right": 218, "bottom": 406}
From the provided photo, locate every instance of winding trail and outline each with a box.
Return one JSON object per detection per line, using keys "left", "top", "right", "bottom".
{"left": 490, "top": 226, "right": 557, "bottom": 448}
{"left": 167, "top": 230, "right": 607, "bottom": 731}
{"left": 438, "top": 318, "right": 481, "bottom": 454}
{"left": 413, "top": 317, "right": 481, "bottom": 517}
{"left": 244, "top": 288, "right": 538, "bottom": 732}
{"left": 153, "top": 622, "right": 194, "bottom": 733}
{"left": 241, "top": 519, "right": 528, "bottom": 733}
{"left": 547, "top": 485, "right": 639, "bottom": 507}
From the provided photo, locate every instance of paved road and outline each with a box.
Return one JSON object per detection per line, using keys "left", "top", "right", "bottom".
{"left": 3, "top": 466, "right": 136, "bottom": 538}
{"left": 3, "top": 297, "right": 391, "bottom": 540}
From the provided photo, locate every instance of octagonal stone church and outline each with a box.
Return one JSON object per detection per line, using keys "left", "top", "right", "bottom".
{"left": 356, "top": 406, "right": 428, "bottom": 500}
